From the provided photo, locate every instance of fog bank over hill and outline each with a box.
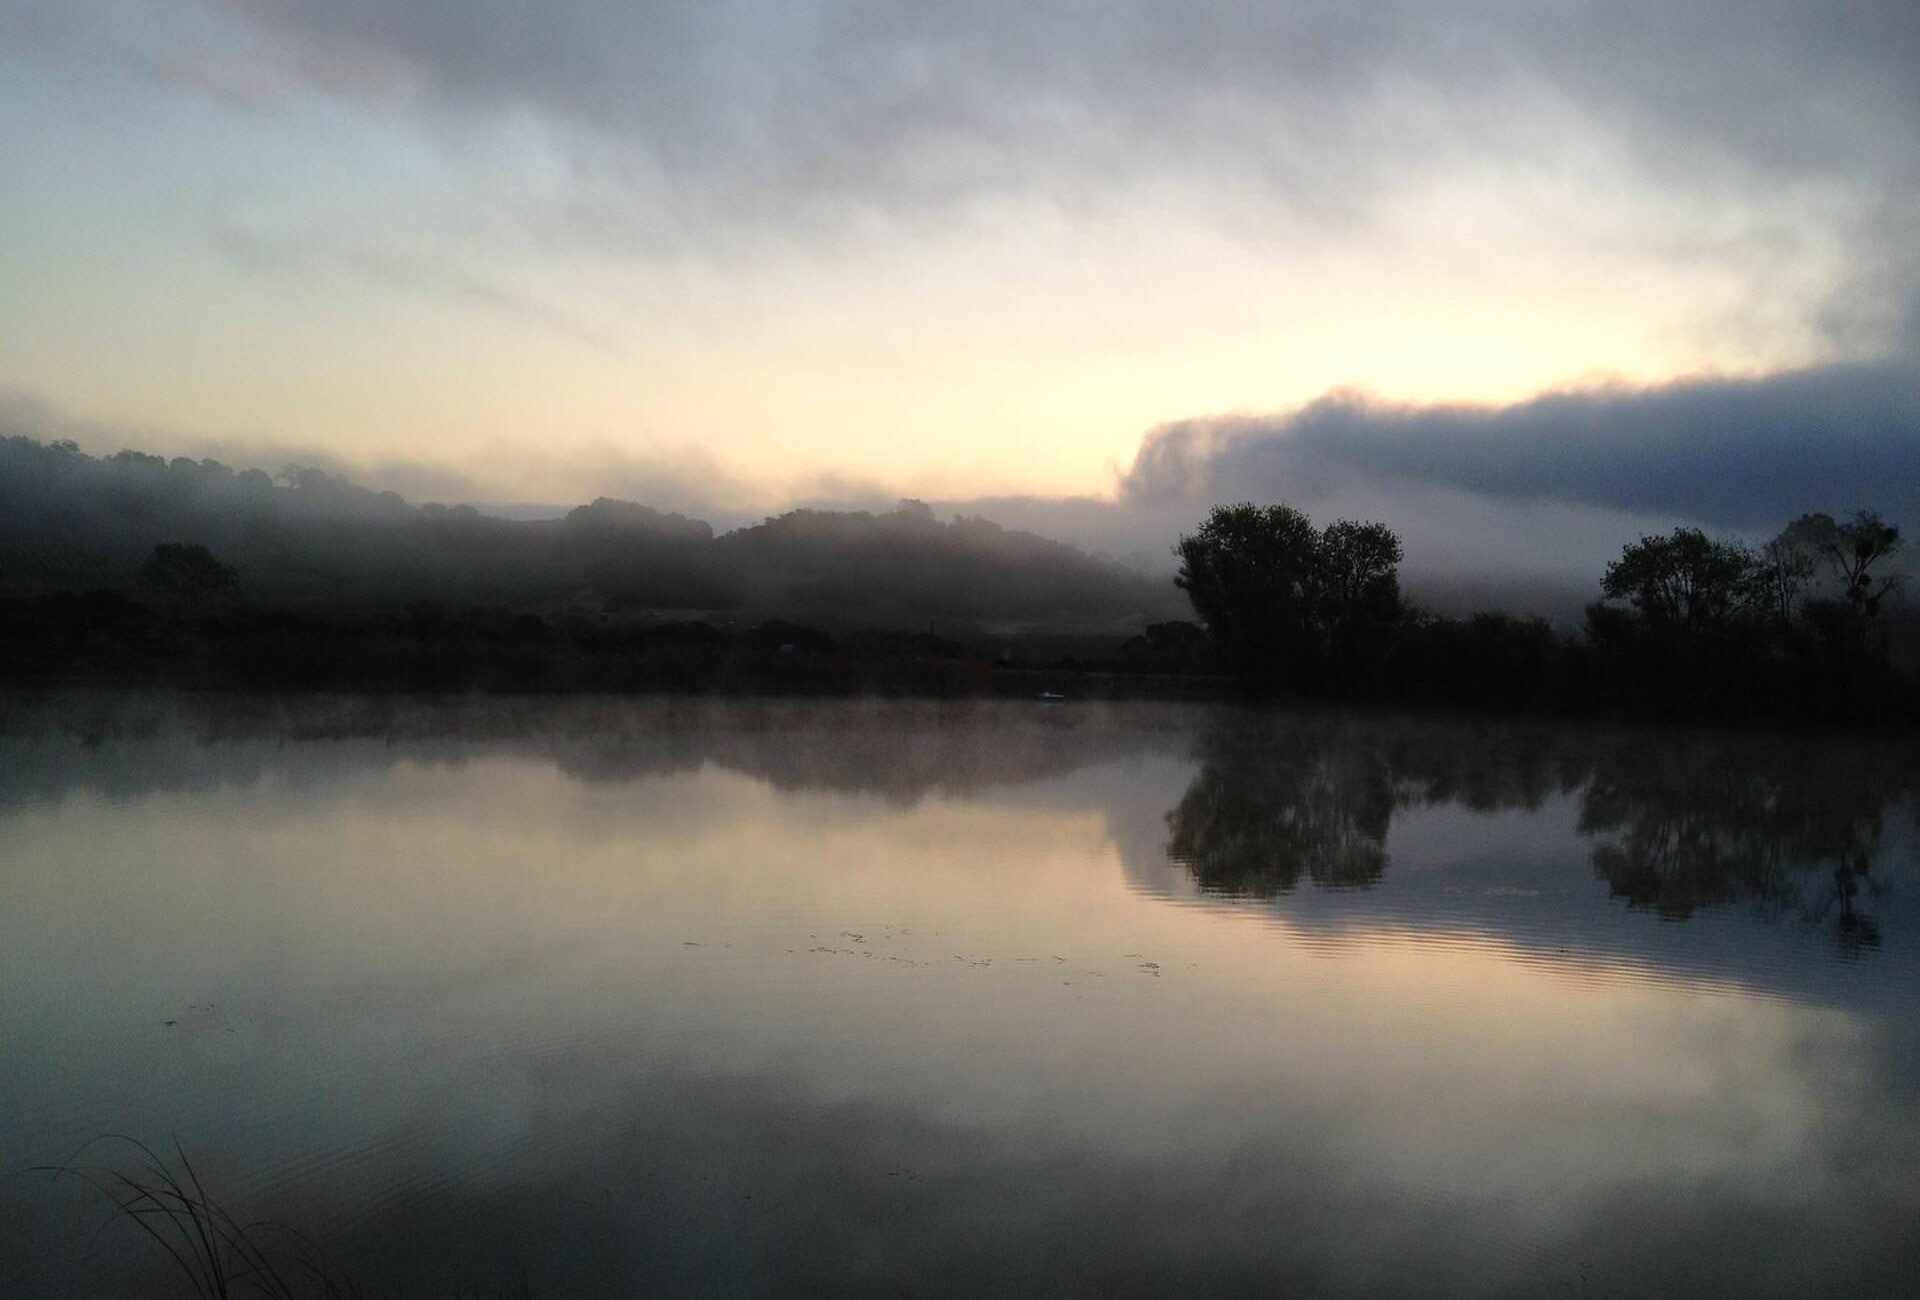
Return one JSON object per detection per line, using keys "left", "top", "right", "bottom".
{"left": 0, "top": 435, "right": 1179, "bottom": 629}
{"left": 9, "top": 351, "right": 1919, "bottom": 624}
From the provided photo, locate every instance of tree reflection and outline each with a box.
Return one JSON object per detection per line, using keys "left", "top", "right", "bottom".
{"left": 1165, "top": 719, "right": 1398, "bottom": 896}
{"left": 1166, "top": 714, "right": 1592, "bottom": 898}
{"left": 1580, "top": 736, "right": 1902, "bottom": 951}
{"left": 1166, "top": 713, "right": 1914, "bottom": 952}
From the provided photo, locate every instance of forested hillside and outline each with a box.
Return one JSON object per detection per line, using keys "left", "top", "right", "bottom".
{"left": 0, "top": 438, "right": 1177, "bottom": 628}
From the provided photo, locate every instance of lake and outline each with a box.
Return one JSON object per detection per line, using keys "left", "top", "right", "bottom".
{"left": 2, "top": 695, "right": 1916, "bottom": 1297}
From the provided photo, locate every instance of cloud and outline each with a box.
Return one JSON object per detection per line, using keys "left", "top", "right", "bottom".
{"left": 13, "top": 0, "right": 1916, "bottom": 419}
{"left": 1120, "top": 360, "right": 1920, "bottom": 530}
{"left": 197, "top": 2, "right": 1919, "bottom": 183}
{"left": 20, "top": 3, "right": 1915, "bottom": 282}
{"left": 210, "top": 221, "right": 624, "bottom": 352}
{"left": 17, "top": 369, "right": 1897, "bottom": 622}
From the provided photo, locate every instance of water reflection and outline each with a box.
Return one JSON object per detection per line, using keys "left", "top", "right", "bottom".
{"left": 1580, "top": 736, "right": 1897, "bottom": 954}
{"left": 1165, "top": 719, "right": 1396, "bottom": 894}
{"left": 1162, "top": 712, "right": 1915, "bottom": 953}
{"left": 2, "top": 695, "right": 1917, "bottom": 1297}
{"left": 0, "top": 694, "right": 1197, "bottom": 810}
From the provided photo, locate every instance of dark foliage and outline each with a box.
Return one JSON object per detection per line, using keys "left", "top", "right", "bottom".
{"left": 1173, "top": 503, "right": 1402, "bottom": 694}
{"left": 140, "top": 543, "right": 240, "bottom": 607}
{"left": 3, "top": 436, "right": 1914, "bottom": 724}
{"left": 1169, "top": 499, "right": 1915, "bottom": 727}
{"left": 0, "top": 589, "right": 1228, "bottom": 701}
{"left": 1117, "top": 620, "right": 1210, "bottom": 672}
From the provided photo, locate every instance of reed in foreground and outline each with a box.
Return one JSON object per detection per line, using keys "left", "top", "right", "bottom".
{"left": 36, "top": 1135, "right": 535, "bottom": 1299}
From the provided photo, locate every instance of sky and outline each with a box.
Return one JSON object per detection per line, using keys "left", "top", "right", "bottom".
{"left": 2, "top": 1, "right": 1918, "bottom": 597}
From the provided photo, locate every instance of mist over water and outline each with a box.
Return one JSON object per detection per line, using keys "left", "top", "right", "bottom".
{"left": 2, "top": 697, "right": 1916, "bottom": 1297}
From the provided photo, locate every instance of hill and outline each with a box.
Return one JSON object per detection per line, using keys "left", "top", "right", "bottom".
{"left": 0, "top": 438, "right": 1180, "bottom": 631}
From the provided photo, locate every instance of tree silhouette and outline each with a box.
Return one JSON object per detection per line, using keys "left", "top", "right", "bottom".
{"left": 1317, "top": 518, "right": 1404, "bottom": 690}
{"left": 1175, "top": 503, "right": 1324, "bottom": 687}
{"left": 1749, "top": 516, "right": 1823, "bottom": 627}
{"left": 1600, "top": 528, "right": 1755, "bottom": 629}
{"left": 1174, "top": 503, "right": 1403, "bottom": 692}
{"left": 1822, "top": 509, "right": 1903, "bottom": 618}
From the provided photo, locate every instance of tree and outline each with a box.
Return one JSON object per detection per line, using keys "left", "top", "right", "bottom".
{"left": 1822, "top": 509, "right": 1902, "bottom": 618}
{"left": 1759, "top": 510, "right": 1904, "bottom": 622}
{"left": 1175, "top": 503, "right": 1404, "bottom": 692}
{"left": 1749, "top": 515, "right": 1823, "bottom": 627}
{"left": 1174, "top": 503, "right": 1323, "bottom": 686}
{"left": 139, "top": 543, "right": 239, "bottom": 609}
{"left": 1317, "top": 519, "right": 1404, "bottom": 680}
{"left": 1600, "top": 529, "right": 1755, "bottom": 629}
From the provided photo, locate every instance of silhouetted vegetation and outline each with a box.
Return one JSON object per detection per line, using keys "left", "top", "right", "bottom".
{"left": 0, "top": 436, "right": 1212, "bottom": 696}
{"left": 1578, "top": 512, "right": 1907, "bottom": 721}
{"left": 1173, "top": 501, "right": 1914, "bottom": 726}
{"left": 36, "top": 1135, "right": 532, "bottom": 1299}
{"left": 1173, "top": 503, "right": 1403, "bottom": 694}
{"left": 0, "top": 586, "right": 1230, "bottom": 699}
{"left": 2, "top": 436, "right": 1915, "bottom": 721}
{"left": 140, "top": 543, "right": 240, "bottom": 610}
{"left": 34, "top": 1136, "right": 361, "bottom": 1299}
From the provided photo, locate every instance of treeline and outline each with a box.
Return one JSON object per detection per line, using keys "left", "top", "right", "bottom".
{"left": 0, "top": 437, "right": 1175, "bottom": 625}
{"left": 5, "top": 434, "right": 1916, "bottom": 725}
{"left": 0, "top": 584, "right": 1220, "bottom": 696}
{"left": 1175, "top": 502, "right": 1914, "bottom": 724}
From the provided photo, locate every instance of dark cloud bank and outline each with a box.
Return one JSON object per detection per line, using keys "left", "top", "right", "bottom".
{"left": 1120, "top": 358, "right": 1920, "bottom": 529}
{"left": 925, "top": 357, "right": 1918, "bottom": 622}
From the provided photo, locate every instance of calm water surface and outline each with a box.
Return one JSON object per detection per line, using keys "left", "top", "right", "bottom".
{"left": 2, "top": 696, "right": 1917, "bottom": 1296}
